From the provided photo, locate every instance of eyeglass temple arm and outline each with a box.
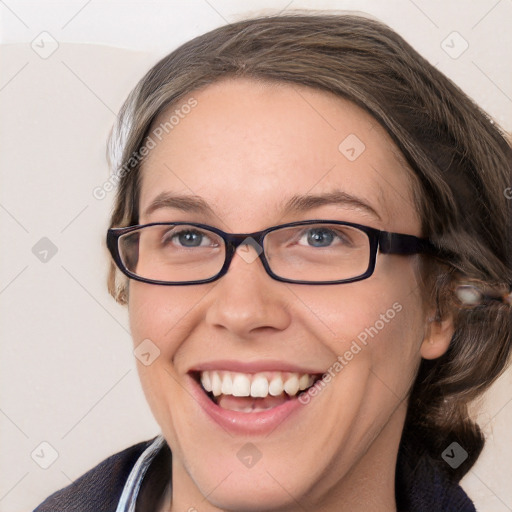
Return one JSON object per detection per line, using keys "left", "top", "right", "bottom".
{"left": 378, "top": 231, "right": 437, "bottom": 255}
{"left": 379, "top": 232, "right": 512, "bottom": 305}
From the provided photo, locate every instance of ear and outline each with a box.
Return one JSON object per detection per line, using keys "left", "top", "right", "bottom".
{"left": 420, "top": 311, "right": 454, "bottom": 360}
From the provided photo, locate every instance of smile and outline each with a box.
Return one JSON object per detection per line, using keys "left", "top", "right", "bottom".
{"left": 185, "top": 364, "right": 324, "bottom": 435}
{"left": 198, "top": 370, "right": 319, "bottom": 412}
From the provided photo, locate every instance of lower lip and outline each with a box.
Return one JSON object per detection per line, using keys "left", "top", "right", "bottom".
{"left": 187, "top": 375, "right": 311, "bottom": 436}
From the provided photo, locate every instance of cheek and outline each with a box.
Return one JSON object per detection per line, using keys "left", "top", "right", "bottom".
{"left": 292, "top": 264, "right": 425, "bottom": 392}
{"left": 128, "top": 282, "right": 206, "bottom": 355}
{"left": 291, "top": 270, "right": 423, "bottom": 346}
{"left": 366, "top": 299, "right": 424, "bottom": 394}
{"left": 127, "top": 283, "right": 205, "bottom": 427}
{"left": 339, "top": 280, "right": 425, "bottom": 415}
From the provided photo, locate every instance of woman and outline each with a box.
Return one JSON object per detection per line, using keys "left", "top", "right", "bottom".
{"left": 35, "top": 12, "right": 511, "bottom": 512}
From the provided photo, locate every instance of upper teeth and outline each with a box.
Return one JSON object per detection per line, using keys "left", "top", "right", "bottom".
{"left": 200, "top": 371, "right": 315, "bottom": 399}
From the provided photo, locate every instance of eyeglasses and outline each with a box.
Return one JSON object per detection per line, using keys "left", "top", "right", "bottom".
{"left": 107, "top": 220, "right": 437, "bottom": 286}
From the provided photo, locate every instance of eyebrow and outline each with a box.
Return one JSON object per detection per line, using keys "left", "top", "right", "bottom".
{"left": 143, "top": 192, "right": 216, "bottom": 217}
{"left": 282, "top": 190, "right": 381, "bottom": 220}
{"left": 143, "top": 190, "right": 381, "bottom": 221}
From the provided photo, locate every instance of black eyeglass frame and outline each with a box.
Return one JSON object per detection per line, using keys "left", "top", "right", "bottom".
{"left": 107, "top": 219, "right": 438, "bottom": 286}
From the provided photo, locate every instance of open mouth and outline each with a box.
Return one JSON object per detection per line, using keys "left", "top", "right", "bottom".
{"left": 191, "top": 370, "right": 322, "bottom": 412}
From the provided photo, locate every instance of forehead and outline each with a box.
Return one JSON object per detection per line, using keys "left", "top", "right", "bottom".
{"left": 138, "top": 78, "right": 420, "bottom": 233}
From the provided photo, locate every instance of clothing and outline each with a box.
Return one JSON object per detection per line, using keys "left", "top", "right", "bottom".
{"left": 33, "top": 434, "right": 477, "bottom": 512}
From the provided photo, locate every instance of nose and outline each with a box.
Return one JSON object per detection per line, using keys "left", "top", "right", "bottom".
{"left": 204, "top": 245, "right": 292, "bottom": 337}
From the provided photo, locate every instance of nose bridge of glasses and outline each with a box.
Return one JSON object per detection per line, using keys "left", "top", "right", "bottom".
{"left": 228, "top": 234, "right": 265, "bottom": 265}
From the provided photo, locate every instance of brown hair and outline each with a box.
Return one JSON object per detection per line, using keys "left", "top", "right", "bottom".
{"left": 106, "top": 13, "right": 512, "bottom": 480}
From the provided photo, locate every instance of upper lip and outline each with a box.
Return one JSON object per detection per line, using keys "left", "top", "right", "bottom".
{"left": 188, "top": 359, "right": 324, "bottom": 375}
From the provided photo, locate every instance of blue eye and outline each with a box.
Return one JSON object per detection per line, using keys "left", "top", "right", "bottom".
{"left": 301, "top": 228, "right": 337, "bottom": 247}
{"left": 308, "top": 229, "right": 334, "bottom": 246}
{"left": 175, "top": 230, "right": 204, "bottom": 247}
{"left": 160, "top": 228, "right": 218, "bottom": 248}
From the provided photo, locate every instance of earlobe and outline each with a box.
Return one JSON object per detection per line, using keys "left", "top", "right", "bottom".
{"left": 420, "top": 313, "right": 454, "bottom": 360}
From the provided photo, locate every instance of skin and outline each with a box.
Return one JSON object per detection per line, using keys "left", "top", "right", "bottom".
{"left": 128, "top": 78, "right": 454, "bottom": 512}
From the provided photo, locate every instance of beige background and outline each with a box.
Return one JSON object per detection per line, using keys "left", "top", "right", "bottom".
{"left": 0, "top": 1, "right": 511, "bottom": 511}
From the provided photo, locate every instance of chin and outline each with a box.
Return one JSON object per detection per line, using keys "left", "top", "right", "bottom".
{"left": 188, "top": 463, "right": 315, "bottom": 512}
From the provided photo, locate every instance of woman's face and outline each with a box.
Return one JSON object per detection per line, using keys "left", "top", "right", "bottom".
{"left": 128, "top": 79, "right": 444, "bottom": 510}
